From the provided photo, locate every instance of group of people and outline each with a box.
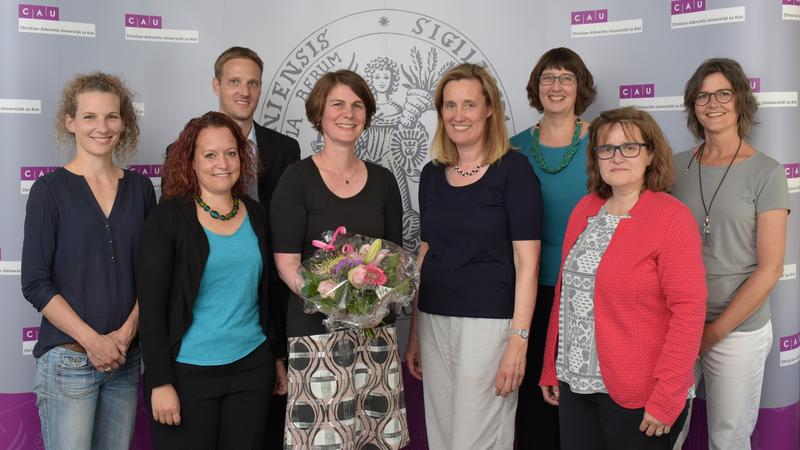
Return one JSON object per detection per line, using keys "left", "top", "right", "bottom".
{"left": 20, "top": 44, "right": 788, "bottom": 450}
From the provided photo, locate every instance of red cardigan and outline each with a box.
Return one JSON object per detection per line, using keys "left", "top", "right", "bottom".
{"left": 540, "top": 190, "right": 706, "bottom": 425}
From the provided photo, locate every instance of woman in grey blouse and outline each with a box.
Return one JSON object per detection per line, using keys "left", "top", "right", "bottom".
{"left": 672, "top": 58, "right": 790, "bottom": 450}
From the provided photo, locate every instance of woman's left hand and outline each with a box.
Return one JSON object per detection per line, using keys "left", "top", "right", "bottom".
{"left": 494, "top": 337, "right": 527, "bottom": 397}
{"left": 108, "top": 324, "right": 136, "bottom": 355}
{"left": 274, "top": 359, "right": 288, "bottom": 395}
{"left": 639, "top": 411, "right": 671, "bottom": 437}
{"left": 699, "top": 322, "right": 723, "bottom": 356}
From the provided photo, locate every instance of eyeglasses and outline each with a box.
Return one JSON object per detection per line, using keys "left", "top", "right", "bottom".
{"left": 593, "top": 143, "right": 647, "bottom": 160}
{"left": 539, "top": 74, "right": 576, "bottom": 86}
{"left": 694, "top": 89, "right": 734, "bottom": 106}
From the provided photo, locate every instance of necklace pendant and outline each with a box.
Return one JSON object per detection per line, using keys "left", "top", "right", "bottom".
{"left": 703, "top": 215, "right": 711, "bottom": 240}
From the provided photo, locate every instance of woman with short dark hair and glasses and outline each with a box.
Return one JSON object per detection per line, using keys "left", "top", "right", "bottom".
{"left": 672, "top": 58, "right": 789, "bottom": 450}
{"left": 509, "top": 48, "right": 596, "bottom": 448}
{"left": 540, "top": 107, "right": 706, "bottom": 449}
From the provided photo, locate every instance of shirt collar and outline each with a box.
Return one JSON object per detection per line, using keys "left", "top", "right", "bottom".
{"left": 247, "top": 122, "right": 257, "bottom": 147}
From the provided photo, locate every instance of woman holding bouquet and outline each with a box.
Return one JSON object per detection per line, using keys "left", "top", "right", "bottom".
{"left": 270, "top": 70, "right": 407, "bottom": 449}
{"left": 404, "top": 63, "right": 543, "bottom": 449}
{"left": 136, "top": 111, "right": 285, "bottom": 449}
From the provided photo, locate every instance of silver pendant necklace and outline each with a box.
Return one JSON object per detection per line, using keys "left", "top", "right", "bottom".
{"left": 697, "top": 138, "right": 742, "bottom": 242}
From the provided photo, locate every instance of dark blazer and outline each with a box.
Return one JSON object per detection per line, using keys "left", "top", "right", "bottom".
{"left": 135, "top": 195, "right": 287, "bottom": 391}
{"left": 252, "top": 122, "right": 300, "bottom": 356}
{"left": 253, "top": 121, "right": 301, "bottom": 214}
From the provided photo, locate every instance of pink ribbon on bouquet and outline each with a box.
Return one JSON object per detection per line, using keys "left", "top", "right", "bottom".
{"left": 312, "top": 226, "right": 347, "bottom": 251}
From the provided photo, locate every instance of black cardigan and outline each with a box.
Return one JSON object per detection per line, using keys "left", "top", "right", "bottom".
{"left": 135, "top": 196, "right": 286, "bottom": 390}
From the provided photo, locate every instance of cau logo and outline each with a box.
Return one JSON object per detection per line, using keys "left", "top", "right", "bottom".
{"left": 259, "top": 9, "right": 514, "bottom": 253}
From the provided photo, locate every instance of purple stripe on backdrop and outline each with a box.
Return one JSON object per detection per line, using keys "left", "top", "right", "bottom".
{"left": 0, "top": 392, "right": 40, "bottom": 450}
{"left": 0, "top": 386, "right": 153, "bottom": 450}
{"left": 0, "top": 373, "right": 422, "bottom": 450}
{"left": 402, "top": 363, "right": 429, "bottom": 449}
{"left": 3, "top": 382, "right": 796, "bottom": 450}
{"left": 683, "top": 399, "right": 800, "bottom": 450}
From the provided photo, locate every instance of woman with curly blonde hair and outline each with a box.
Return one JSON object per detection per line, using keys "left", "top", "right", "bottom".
{"left": 22, "top": 72, "right": 155, "bottom": 449}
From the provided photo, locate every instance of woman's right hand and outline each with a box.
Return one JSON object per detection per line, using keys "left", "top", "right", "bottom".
{"left": 152, "top": 384, "right": 181, "bottom": 426}
{"left": 541, "top": 385, "right": 560, "bottom": 406}
{"left": 85, "top": 333, "right": 125, "bottom": 371}
{"left": 405, "top": 334, "right": 423, "bottom": 381}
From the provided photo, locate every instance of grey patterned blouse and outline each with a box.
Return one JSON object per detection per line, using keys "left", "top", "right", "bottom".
{"left": 556, "top": 206, "right": 627, "bottom": 394}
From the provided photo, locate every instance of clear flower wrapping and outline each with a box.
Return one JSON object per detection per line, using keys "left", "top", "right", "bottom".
{"left": 296, "top": 226, "right": 419, "bottom": 331}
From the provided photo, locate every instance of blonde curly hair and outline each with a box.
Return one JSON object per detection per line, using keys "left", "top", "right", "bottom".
{"left": 55, "top": 72, "right": 139, "bottom": 161}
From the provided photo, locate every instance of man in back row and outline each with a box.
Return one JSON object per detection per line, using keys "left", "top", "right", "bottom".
{"left": 212, "top": 46, "right": 300, "bottom": 448}
{"left": 212, "top": 46, "right": 301, "bottom": 210}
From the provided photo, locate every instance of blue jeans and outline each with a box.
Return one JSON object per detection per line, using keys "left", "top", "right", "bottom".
{"left": 34, "top": 345, "right": 140, "bottom": 450}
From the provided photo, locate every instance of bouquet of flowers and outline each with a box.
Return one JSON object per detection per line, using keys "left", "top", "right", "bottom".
{"left": 297, "top": 226, "right": 419, "bottom": 332}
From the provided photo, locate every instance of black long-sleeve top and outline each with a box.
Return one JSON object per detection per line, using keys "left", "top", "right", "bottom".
{"left": 270, "top": 158, "right": 403, "bottom": 337}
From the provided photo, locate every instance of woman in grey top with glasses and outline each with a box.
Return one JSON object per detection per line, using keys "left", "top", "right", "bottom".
{"left": 672, "top": 58, "right": 789, "bottom": 450}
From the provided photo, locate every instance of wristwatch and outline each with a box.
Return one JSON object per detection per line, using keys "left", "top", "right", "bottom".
{"left": 510, "top": 328, "right": 529, "bottom": 340}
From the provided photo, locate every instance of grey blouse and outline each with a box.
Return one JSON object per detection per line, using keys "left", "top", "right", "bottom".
{"left": 556, "top": 206, "right": 627, "bottom": 394}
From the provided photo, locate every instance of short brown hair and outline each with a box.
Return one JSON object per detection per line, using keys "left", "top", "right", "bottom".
{"left": 431, "top": 63, "right": 509, "bottom": 166}
{"left": 526, "top": 47, "right": 596, "bottom": 116}
{"left": 55, "top": 72, "right": 139, "bottom": 162}
{"left": 214, "top": 46, "right": 264, "bottom": 80}
{"left": 305, "top": 70, "right": 376, "bottom": 132}
{"left": 587, "top": 107, "right": 674, "bottom": 199}
{"left": 683, "top": 57, "right": 758, "bottom": 140}
{"left": 161, "top": 111, "right": 256, "bottom": 199}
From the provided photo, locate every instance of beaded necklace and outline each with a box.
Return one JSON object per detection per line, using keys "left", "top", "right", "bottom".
{"left": 529, "top": 118, "right": 582, "bottom": 174}
{"left": 194, "top": 195, "right": 240, "bottom": 221}
{"left": 453, "top": 164, "right": 483, "bottom": 177}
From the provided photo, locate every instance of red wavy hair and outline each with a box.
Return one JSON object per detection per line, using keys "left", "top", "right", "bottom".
{"left": 161, "top": 111, "right": 257, "bottom": 199}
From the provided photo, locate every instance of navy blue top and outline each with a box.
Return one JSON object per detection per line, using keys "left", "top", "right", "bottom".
{"left": 418, "top": 150, "right": 543, "bottom": 318}
{"left": 21, "top": 168, "right": 156, "bottom": 357}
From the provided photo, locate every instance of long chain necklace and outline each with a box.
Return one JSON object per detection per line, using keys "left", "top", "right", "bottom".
{"left": 453, "top": 163, "right": 483, "bottom": 177}
{"left": 194, "top": 195, "right": 240, "bottom": 221}
{"left": 529, "top": 118, "right": 582, "bottom": 174}
{"left": 697, "top": 138, "right": 742, "bottom": 242}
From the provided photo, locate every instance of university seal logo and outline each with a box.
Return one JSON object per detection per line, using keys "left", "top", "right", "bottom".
{"left": 259, "top": 9, "right": 514, "bottom": 252}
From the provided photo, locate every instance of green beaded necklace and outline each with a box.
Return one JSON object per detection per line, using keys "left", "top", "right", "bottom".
{"left": 529, "top": 118, "right": 582, "bottom": 174}
{"left": 194, "top": 195, "right": 240, "bottom": 221}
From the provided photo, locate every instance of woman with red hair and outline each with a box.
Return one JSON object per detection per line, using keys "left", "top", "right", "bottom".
{"left": 136, "top": 111, "right": 287, "bottom": 449}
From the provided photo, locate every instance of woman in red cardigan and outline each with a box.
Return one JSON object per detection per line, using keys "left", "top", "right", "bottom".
{"left": 539, "top": 107, "right": 706, "bottom": 449}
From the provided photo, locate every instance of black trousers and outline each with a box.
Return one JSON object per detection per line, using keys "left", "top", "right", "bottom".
{"left": 148, "top": 341, "right": 275, "bottom": 450}
{"left": 516, "top": 284, "right": 560, "bottom": 450}
{"left": 263, "top": 278, "right": 288, "bottom": 449}
{"left": 559, "top": 383, "right": 689, "bottom": 450}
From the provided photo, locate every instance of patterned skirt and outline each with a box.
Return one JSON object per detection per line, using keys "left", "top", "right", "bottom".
{"left": 284, "top": 325, "right": 410, "bottom": 449}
